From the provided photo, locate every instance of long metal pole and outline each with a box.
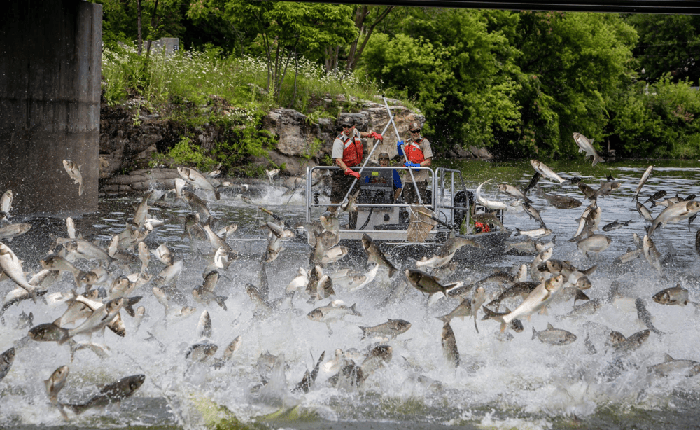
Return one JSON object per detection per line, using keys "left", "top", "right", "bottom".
{"left": 381, "top": 97, "right": 423, "bottom": 206}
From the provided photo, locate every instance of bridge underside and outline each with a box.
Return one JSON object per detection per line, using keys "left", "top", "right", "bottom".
{"left": 0, "top": 0, "right": 102, "bottom": 216}
{"left": 298, "top": 0, "right": 700, "bottom": 14}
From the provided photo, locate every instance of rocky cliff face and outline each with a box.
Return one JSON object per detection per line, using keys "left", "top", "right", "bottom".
{"left": 99, "top": 97, "right": 490, "bottom": 192}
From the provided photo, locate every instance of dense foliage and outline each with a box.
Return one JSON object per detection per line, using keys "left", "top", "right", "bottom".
{"left": 95, "top": 1, "right": 700, "bottom": 160}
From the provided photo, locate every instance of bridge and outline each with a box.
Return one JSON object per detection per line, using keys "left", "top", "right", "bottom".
{"left": 1, "top": 0, "right": 699, "bottom": 215}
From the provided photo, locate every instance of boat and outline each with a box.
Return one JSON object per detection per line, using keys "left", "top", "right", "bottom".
{"left": 304, "top": 165, "right": 510, "bottom": 259}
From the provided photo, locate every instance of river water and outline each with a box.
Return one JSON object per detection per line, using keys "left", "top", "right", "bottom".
{"left": 2, "top": 160, "right": 700, "bottom": 430}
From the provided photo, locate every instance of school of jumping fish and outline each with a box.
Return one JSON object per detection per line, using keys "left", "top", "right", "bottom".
{"left": 1, "top": 135, "right": 700, "bottom": 421}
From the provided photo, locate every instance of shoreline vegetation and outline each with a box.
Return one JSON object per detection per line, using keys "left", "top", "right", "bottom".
{"left": 102, "top": 44, "right": 399, "bottom": 178}
{"left": 100, "top": 9, "right": 700, "bottom": 180}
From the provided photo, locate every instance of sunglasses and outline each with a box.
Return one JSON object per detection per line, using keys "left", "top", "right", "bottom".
{"left": 379, "top": 158, "right": 389, "bottom": 161}
{"left": 410, "top": 129, "right": 421, "bottom": 133}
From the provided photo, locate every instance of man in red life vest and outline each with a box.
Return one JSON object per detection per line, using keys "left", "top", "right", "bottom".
{"left": 329, "top": 116, "right": 383, "bottom": 225}
{"left": 397, "top": 121, "right": 433, "bottom": 205}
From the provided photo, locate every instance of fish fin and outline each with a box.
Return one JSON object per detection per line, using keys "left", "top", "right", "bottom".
{"left": 532, "top": 327, "right": 537, "bottom": 340}
{"left": 664, "top": 354, "right": 674, "bottom": 362}
{"left": 350, "top": 303, "right": 362, "bottom": 317}
{"left": 56, "top": 403, "right": 70, "bottom": 420}
{"left": 547, "top": 323, "right": 554, "bottom": 329}
{"left": 359, "top": 327, "right": 367, "bottom": 339}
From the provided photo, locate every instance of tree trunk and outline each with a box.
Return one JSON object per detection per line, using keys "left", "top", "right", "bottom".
{"left": 137, "top": 0, "right": 143, "bottom": 55}
{"left": 146, "top": 0, "right": 160, "bottom": 57}
{"left": 346, "top": 6, "right": 367, "bottom": 71}
{"left": 346, "top": 6, "right": 394, "bottom": 71}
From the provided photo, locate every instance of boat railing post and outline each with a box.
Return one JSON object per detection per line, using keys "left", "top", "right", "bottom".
{"left": 306, "top": 166, "right": 312, "bottom": 223}
{"left": 450, "top": 171, "right": 455, "bottom": 226}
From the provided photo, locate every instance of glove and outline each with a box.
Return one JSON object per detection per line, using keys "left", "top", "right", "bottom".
{"left": 397, "top": 140, "right": 404, "bottom": 157}
{"left": 344, "top": 168, "right": 360, "bottom": 179}
{"left": 369, "top": 131, "right": 383, "bottom": 141}
{"left": 405, "top": 162, "right": 421, "bottom": 168}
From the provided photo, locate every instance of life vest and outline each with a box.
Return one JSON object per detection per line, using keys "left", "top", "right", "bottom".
{"left": 405, "top": 139, "right": 425, "bottom": 164}
{"left": 341, "top": 134, "right": 363, "bottom": 167}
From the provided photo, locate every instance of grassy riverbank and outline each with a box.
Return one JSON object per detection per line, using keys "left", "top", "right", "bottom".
{"left": 101, "top": 44, "right": 410, "bottom": 174}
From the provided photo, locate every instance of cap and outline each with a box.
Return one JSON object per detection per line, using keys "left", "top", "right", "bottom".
{"left": 338, "top": 116, "right": 354, "bottom": 128}
{"left": 378, "top": 152, "right": 390, "bottom": 160}
{"left": 409, "top": 121, "right": 422, "bottom": 132}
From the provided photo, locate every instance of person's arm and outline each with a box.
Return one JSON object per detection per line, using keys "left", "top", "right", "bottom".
{"left": 335, "top": 158, "right": 348, "bottom": 170}
{"left": 420, "top": 140, "right": 433, "bottom": 167}
{"left": 360, "top": 130, "right": 383, "bottom": 140}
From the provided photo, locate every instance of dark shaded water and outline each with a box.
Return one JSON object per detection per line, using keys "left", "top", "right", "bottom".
{"left": 2, "top": 160, "right": 700, "bottom": 429}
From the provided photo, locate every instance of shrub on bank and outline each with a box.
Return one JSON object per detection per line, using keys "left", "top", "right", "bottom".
{"left": 102, "top": 44, "right": 387, "bottom": 175}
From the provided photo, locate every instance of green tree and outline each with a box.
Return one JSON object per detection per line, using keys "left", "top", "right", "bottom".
{"left": 188, "top": 1, "right": 357, "bottom": 101}
{"left": 511, "top": 12, "right": 637, "bottom": 157}
{"left": 608, "top": 75, "right": 700, "bottom": 158}
{"left": 361, "top": 9, "right": 522, "bottom": 153}
{"left": 626, "top": 14, "right": 700, "bottom": 86}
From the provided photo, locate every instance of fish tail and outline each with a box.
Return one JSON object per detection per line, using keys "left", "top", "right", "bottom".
{"left": 216, "top": 296, "right": 228, "bottom": 311}
{"left": 582, "top": 265, "right": 597, "bottom": 276}
{"left": 436, "top": 315, "right": 450, "bottom": 323}
{"left": 592, "top": 154, "right": 604, "bottom": 167}
{"left": 359, "top": 326, "right": 368, "bottom": 339}
{"left": 215, "top": 189, "right": 221, "bottom": 200}
{"left": 57, "top": 328, "right": 72, "bottom": 346}
{"left": 388, "top": 264, "right": 397, "bottom": 278}
{"left": 481, "top": 306, "right": 504, "bottom": 328}
{"left": 532, "top": 327, "right": 537, "bottom": 340}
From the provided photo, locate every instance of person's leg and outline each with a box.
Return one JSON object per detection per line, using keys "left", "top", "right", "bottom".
{"left": 417, "top": 182, "right": 428, "bottom": 206}
{"left": 329, "top": 170, "right": 345, "bottom": 213}
{"left": 404, "top": 182, "right": 416, "bottom": 205}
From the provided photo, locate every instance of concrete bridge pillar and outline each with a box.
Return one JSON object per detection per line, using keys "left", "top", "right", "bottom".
{"left": 0, "top": 0, "right": 102, "bottom": 216}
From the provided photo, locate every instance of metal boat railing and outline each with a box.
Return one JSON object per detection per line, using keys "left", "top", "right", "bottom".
{"left": 306, "top": 165, "right": 472, "bottom": 230}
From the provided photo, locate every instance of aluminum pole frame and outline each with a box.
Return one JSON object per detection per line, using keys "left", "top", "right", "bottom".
{"left": 381, "top": 96, "right": 423, "bottom": 206}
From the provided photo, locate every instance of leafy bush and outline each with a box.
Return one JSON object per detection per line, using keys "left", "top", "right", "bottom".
{"left": 608, "top": 75, "right": 700, "bottom": 158}
{"left": 152, "top": 136, "right": 217, "bottom": 171}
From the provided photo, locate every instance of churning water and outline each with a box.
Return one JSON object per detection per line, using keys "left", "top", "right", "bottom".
{"left": 2, "top": 161, "right": 700, "bottom": 430}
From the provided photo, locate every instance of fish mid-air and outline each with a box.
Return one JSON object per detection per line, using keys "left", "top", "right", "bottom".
{"left": 62, "top": 160, "right": 84, "bottom": 196}
{"left": 572, "top": 132, "right": 604, "bottom": 167}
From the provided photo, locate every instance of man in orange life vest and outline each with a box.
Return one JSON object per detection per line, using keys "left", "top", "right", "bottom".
{"left": 329, "top": 116, "right": 383, "bottom": 225}
{"left": 397, "top": 121, "right": 433, "bottom": 205}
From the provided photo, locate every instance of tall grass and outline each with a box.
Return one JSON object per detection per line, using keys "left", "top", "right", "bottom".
{"left": 102, "top": 44, "right": 386, "bottom": 116}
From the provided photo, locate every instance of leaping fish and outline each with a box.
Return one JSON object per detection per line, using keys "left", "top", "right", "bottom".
{"left": 572, "top": 132, "right": 605, "bottom": 167}
{"left": 530, "top": 160, "right": 565, "bottom": 184}
{"left": 62, "top": 160, "right": 84, "bottom": 196}
{"left": 633, "top": 165, "right": 653, "bottom": 201}
{"left": 476, "top": 180, "right": 507, "bottom": 210}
